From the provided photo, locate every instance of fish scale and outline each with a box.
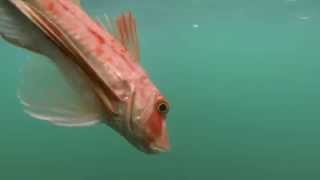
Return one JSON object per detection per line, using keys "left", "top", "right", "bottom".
{"left": 44, "top": 8, "right": 133, "bottom": 100}
{"left": 41, "top": 0, "right": 138, "bottom": 90}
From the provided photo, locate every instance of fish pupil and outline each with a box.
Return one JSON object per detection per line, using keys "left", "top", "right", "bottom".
{"left": 158, "top": 103, "right": 169, "bottom": 114}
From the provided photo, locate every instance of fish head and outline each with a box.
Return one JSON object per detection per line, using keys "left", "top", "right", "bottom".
{"left": 125, "top": 90, "right": 170, "bottom": 154}
{"left": 142, "top": 94, "right": 170, "bottom": 153}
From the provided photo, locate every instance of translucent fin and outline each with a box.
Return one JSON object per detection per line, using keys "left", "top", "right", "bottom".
{"left": 0, "top": 0, "right": 51, "bottom": 54}
{"left": 18, "top": 53, "right": 104, "bottom": 127}
{"left": 115, "top": 12, "right": 140, "bottom": 63}
{"left": 101, "top": 12, "right": 140, "bottom": 63}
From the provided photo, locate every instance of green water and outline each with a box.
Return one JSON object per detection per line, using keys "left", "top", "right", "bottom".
{"left": 1, "top": 0, "right": 320, "bottom": 179}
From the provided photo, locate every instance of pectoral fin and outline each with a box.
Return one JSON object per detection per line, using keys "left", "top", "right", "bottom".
{"left": 18, "top": 53, "right": 104, "bottom": 127}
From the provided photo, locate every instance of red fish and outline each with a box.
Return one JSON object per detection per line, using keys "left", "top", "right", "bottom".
{"left": 0, "top": 0, "right": 170, "bottom": 154}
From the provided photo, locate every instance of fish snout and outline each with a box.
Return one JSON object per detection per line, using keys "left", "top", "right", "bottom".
{"left": 149, "top": 129, "right": 170, "bottom": 153}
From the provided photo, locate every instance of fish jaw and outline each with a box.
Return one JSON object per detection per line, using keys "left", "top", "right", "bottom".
{"left": 148, "top": 120, "right": 170, "bottom": 153}
{"left": 123, "top": 120, "right": 170, "bottom": 154}
{"left": 144, "top": 107, "right": 170, "bottom": 153}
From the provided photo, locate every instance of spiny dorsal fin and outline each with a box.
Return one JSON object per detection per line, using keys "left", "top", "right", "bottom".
{"left": 101, "top": 12, "right": 140, "bottom": 63}
{"left": 116, "top": 12, "right": 140, "bottom": 63}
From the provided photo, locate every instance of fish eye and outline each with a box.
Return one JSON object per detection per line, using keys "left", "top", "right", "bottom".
{"left": 156, "top": 100, "right": 170, "bottom": 115}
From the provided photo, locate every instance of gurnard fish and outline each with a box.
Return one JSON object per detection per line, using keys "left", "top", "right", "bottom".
{"left": 0, "top": 0, "right": 170, "bottom": 154}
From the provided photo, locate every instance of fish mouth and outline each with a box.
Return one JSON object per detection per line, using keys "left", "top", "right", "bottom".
{"left": 149, "top": 130, "right": 170, "bottom": 153}
{"left": 150, "top": 144, "right": 170, "bottom": 153}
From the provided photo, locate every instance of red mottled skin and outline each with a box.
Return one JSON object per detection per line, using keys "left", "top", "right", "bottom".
{"left": 10, "top": 0, "right": 170, "bottom": 153}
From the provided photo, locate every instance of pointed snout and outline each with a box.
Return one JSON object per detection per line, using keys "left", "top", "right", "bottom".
{"left": 150, "top": 125, "right": 170, "bottom": 153}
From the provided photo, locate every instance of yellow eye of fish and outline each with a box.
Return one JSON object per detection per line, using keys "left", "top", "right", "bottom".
{"left": 157, "top": 100, "right": 170, "bottom": 115}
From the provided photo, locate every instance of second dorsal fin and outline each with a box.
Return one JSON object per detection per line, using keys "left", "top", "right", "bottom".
{"left": 101, "top": 12, "right": 140, "bottom": 63}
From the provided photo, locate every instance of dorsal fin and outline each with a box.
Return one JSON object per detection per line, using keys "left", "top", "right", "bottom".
{"left": 101, "top": 12, "right": 140, "bottom": 63}
{"left": 117, "top": 12, "right": 140, "bottom": 63}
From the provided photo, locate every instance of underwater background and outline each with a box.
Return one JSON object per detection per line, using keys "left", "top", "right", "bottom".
{"left": 1, "top": 0, "right": 320, "bottom": 179}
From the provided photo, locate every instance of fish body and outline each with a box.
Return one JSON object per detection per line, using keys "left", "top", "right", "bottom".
{"left": 0, "top": 0, "right": 170, "bottom": 154}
